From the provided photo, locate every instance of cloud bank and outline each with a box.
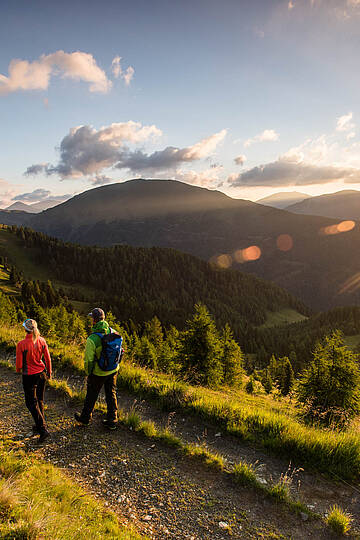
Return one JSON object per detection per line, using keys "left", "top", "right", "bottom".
{"left": 25, "top": 124, "right": 226, "bottom": 178}
{"left": 14, "top": 188, "right": 51, "bottom": 202}
{"left": 228, "top": 159, "right": 360, "bottom": 187}
{"left": 0, "top": 51, "right": 113, "bottom": 95}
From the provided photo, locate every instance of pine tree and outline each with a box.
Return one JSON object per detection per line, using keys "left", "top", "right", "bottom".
{"left": 144, "top": 316, "right": 164, "bottom": 349}
{"left": 281, "top": 358, "right": 294, "bottom": 396}
{"left": 140, "top": 336, "right": 158, "bottom": 370}
{"left": 261, "top": 368, "right": 273, "bottom": 394}
{"left": 179, "top": 303, "right": 223, "bottom": 387}
{"left": 221, "top": 324, "right": 244, "bottom": 387}
{"left": 245, "top": 375, "right": 256, "bottom": 394}
{"left": 296, "top": 330, "right": 360, "bottom": 426}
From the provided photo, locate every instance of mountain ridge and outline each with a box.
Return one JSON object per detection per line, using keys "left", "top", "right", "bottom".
{"left": 285, "top": 189, "right": 360, "bottom": 220}
{"left": 257, "top": 191, "right": 311, "bottom": 209}
{"left": 2, "top": 179, "right": 360, "bottom": 310}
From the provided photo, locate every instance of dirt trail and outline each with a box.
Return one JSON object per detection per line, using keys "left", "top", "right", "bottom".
{"left": 58, "top": 365, "right": 360, "bottom": 533}
{"left": 0, "top": 366, "right": 336, "bottom": 540}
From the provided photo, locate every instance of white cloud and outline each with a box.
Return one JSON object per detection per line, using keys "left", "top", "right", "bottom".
{"left": 111, "top": 56, "right": 135, "bottom": 86}
{"left": 181, "top": 129, "right": 227, "bottom": 160}
{"left": 114, "top": 129, "right": 227, "bottom": 174}
{"left": 25, "top": 124, "right": 226, "bottom": 179}
{"left": 172, "top": 167, "right": 222, "bottom": 187}
{"left": 14, "top": 188, "right": 50, "bottom": 202}
{"left": 347, "top": 131, "right": 356, "bottom": 140}
{"left": 234, "top": 154, "right": 247, "bottom": 166}
{"left": 25, "top": 121, "right": 162, "bottom": 178}
{"left": 228, "top": 160, "right": 360, "bottom": 187}
{"left": 244, "top": 129, "right": 279, "bottom": 148}
{"left": 0, "top": 50, "right": 113, "bottom": 95}
{"left": 336, "top": 112, "right": 355, "bottom": 132}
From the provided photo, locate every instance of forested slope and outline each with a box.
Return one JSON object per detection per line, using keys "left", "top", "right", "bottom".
{"left": 8, "top": 226, "right": 309, "bottom": 335}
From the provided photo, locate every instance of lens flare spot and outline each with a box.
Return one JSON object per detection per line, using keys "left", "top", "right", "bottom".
{"left": 215, "top": 254, "right": 232, "bottom": 268}
{"left": 234, "top": 245, "right": 261, "bottom": 263}
{"left": 337, "top": 220, "right": 355, "bottom": 233}
{"left": 277, "top": 234, "right": 293, "bottom": 252}
{"left": 320, "top": 220, "right": 356, "bottom": 236}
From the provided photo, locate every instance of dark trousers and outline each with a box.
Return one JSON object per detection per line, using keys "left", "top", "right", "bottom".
{"left": 80, "top": 372, "right": 118, "bottom": 422}
{"left": 22, "top": 371, "right": 47, "bottom": 434}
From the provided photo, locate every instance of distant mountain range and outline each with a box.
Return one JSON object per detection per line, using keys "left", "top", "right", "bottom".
{"left": 8, "top": 178, "right": 357, "bottom": 311}
{"left": 257, "top": 191, "right": 311, "bottom": 209}
{"left": 285, "top": 190, "right": 360, "bottom": 220}
{"left": 5, "top": 197, "right": 70, "bottom": 213}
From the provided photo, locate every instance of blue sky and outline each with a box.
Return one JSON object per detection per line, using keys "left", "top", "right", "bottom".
{"left": 2, "top": 0, "right": 360, "bottom": 206}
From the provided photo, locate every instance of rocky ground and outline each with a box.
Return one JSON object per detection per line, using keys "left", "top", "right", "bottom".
{"left": 0, "top": 365, "right": 358, "bottom": 539}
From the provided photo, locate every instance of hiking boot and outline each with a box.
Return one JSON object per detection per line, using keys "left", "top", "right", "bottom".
{"left": 102, "top": 419, "right": 117, "bottom": 431}
{"left": 74, "top": 412, "right": 89, "bottom": 425}
{"left": 37, "top": 431, "right": 50, "bottom": 444}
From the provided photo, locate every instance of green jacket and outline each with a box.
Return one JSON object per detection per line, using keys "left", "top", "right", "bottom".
{"left": 84, "top": 320, "right": 119, "bottom": 376}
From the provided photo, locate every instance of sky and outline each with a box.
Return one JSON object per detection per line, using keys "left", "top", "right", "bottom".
{"left": 2, "top": 0, "right": 360, "bottom": 207}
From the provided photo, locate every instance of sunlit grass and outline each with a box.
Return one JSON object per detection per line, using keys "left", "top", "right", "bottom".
{"left": 326, "top": 505, "right": 352, "bottom": 535}
{"left": 0, "top": 323, "right": 359, "bottom": 480}
{"left": 0, "top": 441, "right": 143, "bottom": 539}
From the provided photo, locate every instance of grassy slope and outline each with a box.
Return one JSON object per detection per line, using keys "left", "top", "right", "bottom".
{"left": 261, "top": 308, "right": 308, "bottom": 328}
{"left": 0, "top": 228, "right": 92, "bottom": 314}
{"left": 0, "top": 438, "right": 142, "bottom": 539}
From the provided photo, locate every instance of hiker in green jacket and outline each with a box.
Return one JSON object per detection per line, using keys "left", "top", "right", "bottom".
{"left": 74, "top": 308, "right": 120, "bottom": 430}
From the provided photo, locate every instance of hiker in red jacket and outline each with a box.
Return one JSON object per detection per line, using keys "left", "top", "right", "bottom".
{"left": 16, "top": 319, "right": 52, "bottom": 443}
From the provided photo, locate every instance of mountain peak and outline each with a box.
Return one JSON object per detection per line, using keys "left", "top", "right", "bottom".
{"left": 257, "top": 191, "right": 310, "bottom": 209}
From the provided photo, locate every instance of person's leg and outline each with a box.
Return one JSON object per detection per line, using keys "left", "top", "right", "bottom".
{"left": 36, "top": 371, "right": 46, "bottom": 420}
{"left": 79, "top": 374, "right": 104, "bottom": 422}
{"left": 104, "top": 372, "right": 118, "bottom": 422}
{"left": 22, "top": 374, "right": 46, "bottom": 434}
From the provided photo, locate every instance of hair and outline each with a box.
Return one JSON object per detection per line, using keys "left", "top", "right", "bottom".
{"left": 24, "top": 319, "right": 40, "bottom": 343}
{"left": 31, "top": 328, "right": 40, "bottom": 343}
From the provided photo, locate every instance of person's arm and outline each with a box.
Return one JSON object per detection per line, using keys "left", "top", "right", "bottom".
{"left": 16, "top": 343, "right": 22, "bottom": 373}
{"left": 42, "top": 340, "right": 52, "bottom": 378}
{"left": 84, "top": 337, "right": 96, "bottom": 375}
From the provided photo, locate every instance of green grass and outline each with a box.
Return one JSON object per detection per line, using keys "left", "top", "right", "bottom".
{"left": 261, "top": 308, "right": 308, "bottom": 328}
{"left": 0, "top": 322, "right": 359, "bottom": 482}
{"left": 0, "top": 227, "right": 96, "bottom": 309}
{"left": 0, "top": 362, "right": 318, "bottom": 525}
{"left": 326, "top": 505, "right": 353, "bottom": 535}
{"left": 0, "top": 439, "right": 143, "bottom": 540}
{"left": 233, "top": 461, "right": 258, "bottom": 487}
{"left": 115, "top": 363, "right": 360, "bottom": 481}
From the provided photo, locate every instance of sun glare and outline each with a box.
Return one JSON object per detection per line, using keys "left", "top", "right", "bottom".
{"left": 233, "top": 245, "right": 262, "bottom": 263}
{"left": 277, "top": 234, "right": 293, "bottom": 251}
{"left": 320, "top": 220, "right": 356, "bottom": 236}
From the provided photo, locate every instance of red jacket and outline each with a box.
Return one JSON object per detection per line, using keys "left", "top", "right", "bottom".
{"left": 16, "top": 334, "right": 52, "bottom": 377}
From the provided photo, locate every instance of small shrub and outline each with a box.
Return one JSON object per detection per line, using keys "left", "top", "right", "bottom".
{"left": 326, "top": 505, "right": 352, "bottom": 535}
{"left": 125, "top": 410, "right": 141, "bottom": 430}
{"left": 139, "top": 420, "right": 157, "bottom": 438}
{"left": 268, "top": 480, "right": 290, "bottom": 503}
{"left": 245, "top": 376, "right": 256, "bottom": 394}
{"left": 233, "top": 461, "right": 258, "bottom": 486}
{"left": 184, "top": 444, "right": 225, "bottom": 470}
